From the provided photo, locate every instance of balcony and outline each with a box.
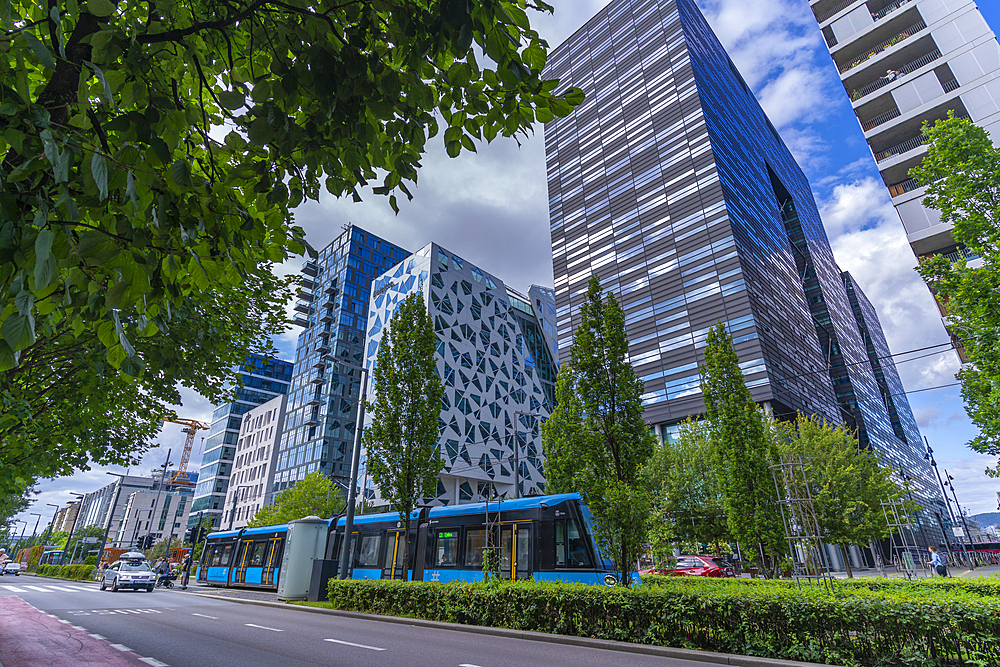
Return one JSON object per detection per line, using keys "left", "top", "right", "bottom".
{"left": 815, "top": 0, "right": 859, "bottom": 24}
{"left": 320, "top": 312, "right": 334, "bottom": 323}
{"left": 296, "top": 290, "right": 314, "bottom": 301}
{"left": 887, "top": 177, "right": 921, "bottom": 197}
{"left": 861, "top": 107, "right": 901, "bottom": 132}
{"left": 849, "top": 48, "right": 941, "bottom": 101}
{"left": 293, "top": 301, "right": 313, "bottom": 314}
{"left": 874, "top": 133, "right": 926, "bottom": 162}
{"left": 942, "top": 247, "right": 980, "bottom": 263}
{"left": 302, "top": 262, "right": 319, "bottom": 277}
{"left": 291, "top": 316, "right": 309, "bottom": 328}
{"left": 839, "top": 19, "right": 927, "bottom": 74}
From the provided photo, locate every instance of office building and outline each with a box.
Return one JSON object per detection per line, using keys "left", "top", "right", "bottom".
{"left": 114, "top": 491, "right": 192, "bottom": 549}
{"left": 51, "top": 503, "right": 79, "bottom": 533}
{"left": 223, "top": 394, "right": 287, "bottom": 530}
{"left": 365, "top": 243, "right": 560, "bottom": 504}
{"left": 811, "top": 0, "right": 998, "bottom": 325}
{"left": 542, "top": 0, "right": 940, "bottom": 540}
{"left": 191, "top": 354, "right": 293, "bottom": 528}
{"left": 75, "top": 475, "right": 155, "bottom": 547}
{"left": 274, "top": 225, "right": 409, "bottom": 494}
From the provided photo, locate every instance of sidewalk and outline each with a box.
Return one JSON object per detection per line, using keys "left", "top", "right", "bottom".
{"left": 0, "top": 596, "right": 154, "bottom": 667}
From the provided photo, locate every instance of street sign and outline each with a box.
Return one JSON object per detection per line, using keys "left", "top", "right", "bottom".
{"left": 82, "top": 537, "right": 100, "bottom": 543}
{"left": 952, "top": 527, "right": 965, "bottom": 537}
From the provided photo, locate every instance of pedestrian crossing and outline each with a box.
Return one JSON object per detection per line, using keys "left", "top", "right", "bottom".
{"left": 0, "top": 583, "right": 95, "bottom": 593}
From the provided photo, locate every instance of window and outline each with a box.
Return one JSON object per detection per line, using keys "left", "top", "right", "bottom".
{"left": 464, "top": 529, "right": 487, "bottom": 567}
{"left": 555, "top": 519, "right": 592, "bottom": 568}
{"left": 435, "top": 531, "right": 459, "bottom": 566}
{"left": 250, "top": 542, "right": 267, "bottom": 567}
{"left": 356, "top": 534, "right": 382, "bottom": 568}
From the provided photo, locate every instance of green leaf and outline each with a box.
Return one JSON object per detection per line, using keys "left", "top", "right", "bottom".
{"left": 34, "top": 228, "right": 56, "bottom": 289}
{"left": 105, "top": 281, "right": 129, "bottom": 309}
{"left": 106, "top": 342, "right": 127, "bottom": 369}
{"left": 217, "top": 90, "right": 246, "bottom": 110}
{"left": 85, "top": 61, "right": 116, "bottom": 109}
{"left": 97, "top": 320, "right": 117, "bottom": 348}
{"left": 171, "top": 159, "right": 193, "bottom": 187}
{"left": 87, "top": 0, "right": 115, "bottom": 17}
{"left": 15, "top": 289, "right": 34, "bottom": 317}
{"left": 1, "top": 313, "right": 36, "bottom": 351}
{"left": 91, "top": 152, "right": 108, "bottom": 200}
{"left": 21, "top": 32, "right": 55, "bottom": 71}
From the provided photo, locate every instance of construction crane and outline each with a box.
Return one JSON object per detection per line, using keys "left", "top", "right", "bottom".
{"left": 162, "top": 417, "right": 210, "bottom": 486}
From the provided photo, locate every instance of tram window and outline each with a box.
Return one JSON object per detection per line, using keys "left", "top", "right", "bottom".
{"left": 555, "top": 520, "right": 592, "bottom": 568}
{"left": 464, "top": 529, "right": 487, "bottom": 567}
{"left": 435, "top": 531, "right": 459, "bottom": 566}
{"left": 356, "top": 534, "right": 381, "bottom": 568}
{"left": 250, "top": 542, "right": 266, "bottom": 567}
{"left": 208, "top": 546, "right": 223, "bottom": 567}
{"left": 219, "top": 544, "right": 233, "bottom": 566}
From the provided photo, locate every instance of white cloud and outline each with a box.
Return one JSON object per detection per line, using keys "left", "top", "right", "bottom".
{"left": 936, "top": 453, "right": 1000, "bottom": 515}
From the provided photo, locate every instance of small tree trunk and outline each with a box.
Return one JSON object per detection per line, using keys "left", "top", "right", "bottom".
{"left": 401, "top": 518, "right": 410, "bottom": 581}
{"left": 839, "top": 544, "right": 853, "bottom": 579}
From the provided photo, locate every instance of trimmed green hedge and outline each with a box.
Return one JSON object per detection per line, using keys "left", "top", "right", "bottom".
{"left": 321, "top": 577, "right": 1000, "bottom": 666}
{"left": 642, "top": 573, "right": 1000, "bottom": 598}
{"left": 36, "top": 564, "right": 97, "bottom": 581}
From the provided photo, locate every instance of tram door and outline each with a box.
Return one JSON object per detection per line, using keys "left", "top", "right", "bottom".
{"left": 232, "top": 541, "right": 252, "bottom": 584}
{"left": 499, "top": 523, "right": 531, "bottom": 581}
{"left": 261, "top": 538, "right": 282, "bottom": 587}
{"left": 381, "top": 530, "right": 406, "bottom": 580}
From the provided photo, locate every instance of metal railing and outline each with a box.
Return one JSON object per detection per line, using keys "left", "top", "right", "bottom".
{"left": 839, "top": 20, "right": 927, "bottom": 73}
{"left": 849, "top": 49, "right": 941, "bottom": 100}
{"left": 942, "top": 247, "right": 980, "bottom": 262}
{"left": 861, "top": 107, "right": 901, "bottom": 131}
{"left": 872, "top": 0, "right": 914, "bottom": 21}
{"left": 815, "top": 0, "right": 862, "bottom": 23}
{"left": 887, "top": 177, "right": 921, "bottom": 197}
{"left": 942, "top": 78, "right": 960, "bottom": 93}
{"left": 874, "top": 134, "right": 927, "bottom": 162}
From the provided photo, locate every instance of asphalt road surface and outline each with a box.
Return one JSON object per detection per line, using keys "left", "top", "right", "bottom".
{"left": 0, "top": 579, "right": 709, "bottom": 667}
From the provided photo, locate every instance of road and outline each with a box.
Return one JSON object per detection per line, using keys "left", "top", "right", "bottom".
{"left": 0, "top": 578, "right": 708, "bottom": 667}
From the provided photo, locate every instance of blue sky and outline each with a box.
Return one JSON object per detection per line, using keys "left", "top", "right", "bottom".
{"left": 11, "top": 0, "right": 1000, "bottom": 532}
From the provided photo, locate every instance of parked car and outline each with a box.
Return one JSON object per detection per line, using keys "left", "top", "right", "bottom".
{"left": 662, "top": 556, "right": 736, "bottom": 577}
{"left": 1, "top": 561, "right": 21, "bottom": 576}
{"left": 100, "top": 554, "right": 155, "bottom": 592}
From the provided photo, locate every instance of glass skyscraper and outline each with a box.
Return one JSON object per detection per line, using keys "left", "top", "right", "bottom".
{"left": 191, "top": 354, "right": 292, "bottom": 528}
{"left": 543, "top": 0, "right": 939, "bottom": 536}
{"left": 274, "top": 225, "right": 409, "bottom": 493}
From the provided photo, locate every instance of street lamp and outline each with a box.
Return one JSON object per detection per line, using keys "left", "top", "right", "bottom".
{"left": 145, "top": 449, "right": 173, "bottom": 551}
{"left": 63, "top": 493, "right": 85, "bottom": 564}
{"left": 336, "top": 359, "right": 368, "bottom": 581}
{"left": 27, "top": 513, "right": 42, "bottom": 547}
{"left": 42, "top": 503, "right": 60, "bottom": 546}
{"left": 943, "top": 470, "right": 976, "bottom": 568}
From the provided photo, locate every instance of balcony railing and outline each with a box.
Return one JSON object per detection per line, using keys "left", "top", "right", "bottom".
{"left": 942, "top": 78, "right": 960, "bottom": 93}
{"left": 849, "top": 48, "right": 941, "bottom": 100}
{"left": 874, "top": 134, "right": 927, "bottom": 162}
{"left": 871, "top": 0, "right": 912, "bottom": 22}
{"left": 887, "top": 177, "right": 921, "bottom": 197}
{"left": 861, "top": 107, "right": 901, "bottom": 131}
{"left": 942, "top": 247, "right": 980, "bottom": 263}
{"left": 815, "top": 0, "right": 860, "bottom": 23}
{"left": 839, "top": 20, "right": 927, "bottom": 74}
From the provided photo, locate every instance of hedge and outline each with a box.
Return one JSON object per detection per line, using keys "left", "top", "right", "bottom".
{"left": 320, "top": 577, "right": 1000, "bottom": 666}
{"left": 35, "top": 564, "right": 98, "bottom": 581}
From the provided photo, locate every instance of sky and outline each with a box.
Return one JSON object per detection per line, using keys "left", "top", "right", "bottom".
{"left": 10, "top": 0, "right": 1000, "bottom": 535}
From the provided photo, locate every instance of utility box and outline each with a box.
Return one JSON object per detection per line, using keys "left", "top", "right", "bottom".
{"left": 276, "top": 516, "right": 327, "bottom": 601}
{"left": 307, "top": 559, "right": 340, "bottom": 602}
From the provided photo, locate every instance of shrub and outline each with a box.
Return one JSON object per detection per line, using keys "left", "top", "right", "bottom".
{"left": 322, "top": 577, "right": 1000, "bottom": 666}
{"left": 36, "top": 563, "right": 97, "bottom": 581}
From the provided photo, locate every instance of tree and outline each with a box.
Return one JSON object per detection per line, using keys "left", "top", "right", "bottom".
{"left": 542, "top": 277, "right": 655, "bottom": 586}
{"left": 701, "top": 323, "right": 784, "bottom": 575}
{"left": 363, "top": 293, "right": 444, "bottom": 579}
{"left": 0, "top": 479, "right": 34, "bottom": 536}
{"left": 0, "top": 0, "right": 582, "bottom": 493}
{"left": 913, "top": 113, "right": 1000, "bottom": 477}
{"left": 64, "top": 524, "right": 104, "bottom": 563}
{"left": 247, "top": 471, "right": 345, "bottom": 528}
{"left": 772, "top": 414, "right": 903, "bottom": 578}
{"left": 644, "top": 418, "right": 730, "bottom": 559}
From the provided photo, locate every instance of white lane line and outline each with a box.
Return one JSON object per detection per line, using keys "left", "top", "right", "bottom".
{"left": 24, "top": 585, "right": 52, "bottom": 592}
{"left": 89, "top": 633, "right": 106, "bottom": 640}
{"left": 109, "top": 644, "right": 132, "bottom": 652}
{"left": 324, "top": 638, "right": 386, "bottom": 651}
{"left": 139, "top": 658, "right": 168, "bottom": 667}
{"left": 191, "top": 613, "right": 218, "bottom": 619}
{"left": 245, "top": 623, "right": 283, "bottom": 632}
{"left": 460, "top": 664, "right": 484, "bottom": 667}
{"left": 45, "top": 585, "right": 81, "bottom": 592}
{"left": 70, "top": 625, "right": 86, "bottom": 630}
{"left": 0, "top": 585, "right": 26, "bottom": 592}
{"left": 57, "top": 619, "right": 70, "bottom": 624}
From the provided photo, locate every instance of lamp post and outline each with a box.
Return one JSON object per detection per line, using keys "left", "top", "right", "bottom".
{"left": 228, "top": 485, "right": 252, "bottom": 531}
{"left": 11, "top": 520, "right": 26, "bottom": 551}
{"left": 99, "top": 472, "right": 127, "bottom": 566}
{"left": 145, "top": 449, "right": 173, "bottom": 551}
{"left": 42, "top": 503, "right": 60, "bottom": 546}
{"left": 924, "top": 440, "right": 960, "bottom": 562}
{"left": 944, "top": 470, "right": 976, "bottom": 569}
{"left": 337, "top": 359, "right": 368, "bottom": 580}
{"left": 27, "top": 513, "right": 41, "bottom": 547}
{"left": 63, "top": 493, "right": 84, "bottom": 564}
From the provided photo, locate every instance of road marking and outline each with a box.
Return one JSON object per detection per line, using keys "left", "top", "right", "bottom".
{"left": 57, "top": 618, "right": 70, "bottom": 624}
{"left": 0, "top": 585, "right": 26, "bottom": 592}
{"left": 24, "top": 585, "right": 52, "bottom": 592}
{"left": 139, "top": 658, "right": 168, "bottom": 667}
{"left": 192, "top": 613, "right": 218, "bottom": 619}
{"left": 89, "top": 633, "right": 106, "bottom": 640}
{"left": 46, "top": 585, "right": 81, "bottom": 592}
{"left": 245, "top": 623, "right": 283, "bottom": 632}
{"left": 70, "top": 625, "right": 85, "bottom": 630}
{"left": 460, "top": 664, "right": 484, "bottom": 667}
{"left": 324, "top": 638, "right": 386, "bottom": 651}
{"left": 109, "top": 644, "right": 132, "bottom": 652}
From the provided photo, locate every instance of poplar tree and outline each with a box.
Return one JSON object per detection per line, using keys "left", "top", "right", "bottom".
{"left": 363, "top": 293, "right": 444, "bottom": 580}
{"left": 247, "top": 471, "right": 345, "bottom": 528}
{"left": 542, "top": 277, "right": 655, "bottom": 585}
{"left": 700, "top": 323, "right": 784, "bottom": 574}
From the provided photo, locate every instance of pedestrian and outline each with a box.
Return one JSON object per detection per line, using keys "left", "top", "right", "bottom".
{"left": 886, "top": 69, "right": 900, "bottom": 81}
{"left": 929, "top": 546, "right": 948, "bottom": 577}
{"left": 180, "top": 553, "right": 192, "bottom": 590}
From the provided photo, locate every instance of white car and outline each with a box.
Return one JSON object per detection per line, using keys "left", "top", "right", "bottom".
{"left": 101, "top": 559, "right": 155, "bottom": 592}
{"left": 1, "top": 561, "right": 20, "bottom": 576}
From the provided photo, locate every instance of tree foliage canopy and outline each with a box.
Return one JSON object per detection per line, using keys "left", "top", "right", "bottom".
{"left": 542, "top": 277, "right": 655, "bottom": 585}
{"left": 247, "top": 470, "right": 345, "bottom": 527}
{"left": 913, "top": 114, "right": 1000, "bottom": 475}
{"left": 0, "top": 0, "right": 580, "bottom": 495}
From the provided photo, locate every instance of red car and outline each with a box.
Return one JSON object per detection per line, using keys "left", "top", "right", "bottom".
{"left": 664, "top": 555, "right": 735, "bottom": 577}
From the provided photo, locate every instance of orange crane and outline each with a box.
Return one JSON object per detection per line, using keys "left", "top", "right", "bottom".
{"left": 162, "top": 417, "right": 210, "bottom": 486}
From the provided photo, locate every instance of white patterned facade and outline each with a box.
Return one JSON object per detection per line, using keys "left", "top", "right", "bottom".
{"left": 365, "top": 243, "right": 558, "bottom": 505}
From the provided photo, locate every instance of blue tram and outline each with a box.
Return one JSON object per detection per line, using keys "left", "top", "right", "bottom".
{"left": 196, "top": 493, "right": 614, "bottom": 589}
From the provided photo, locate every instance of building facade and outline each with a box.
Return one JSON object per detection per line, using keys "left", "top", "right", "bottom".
{"left": 75, "top": 475, "right": 155, "bottom": 548}
{"left": 811, "top": 0, "right": 998, "bottom": 316}
{"left": 52, "top": 503, "right": 79, "bottom": 534}
{"left": 274, "top": 225, "right": 409, "bottom": 495}
{"left": 365, "top": 243, "right": 560, "bottom": 504}
{"left": 223, "top": 394, "right": 287, "bottom": 530}
{"left": 191, "top": 354, "right": 293, "bottom": 528}
{"left": 114, "top": 491, "right": 192, "bottom": 550}
{"left": 543, "top": 0, "right": 940, "bottom": 539}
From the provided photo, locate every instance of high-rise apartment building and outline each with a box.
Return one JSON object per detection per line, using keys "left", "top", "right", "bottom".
{"left": 191, "top": 354, "right": 293, "bottom": 528}
{"left": 274, "top": 225, "right": 409, "bottom": 495}
{"left": 223, "top": 394, "right": 286, "bottom": 530}
{"left": 365, "top": 243, "right": 559, "bottom": 504}
{"left": 811, "top": 0, "right": 998, "bottom": 266}
{"left": 543, "top": 0, "right": 940, "bottom": 544}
